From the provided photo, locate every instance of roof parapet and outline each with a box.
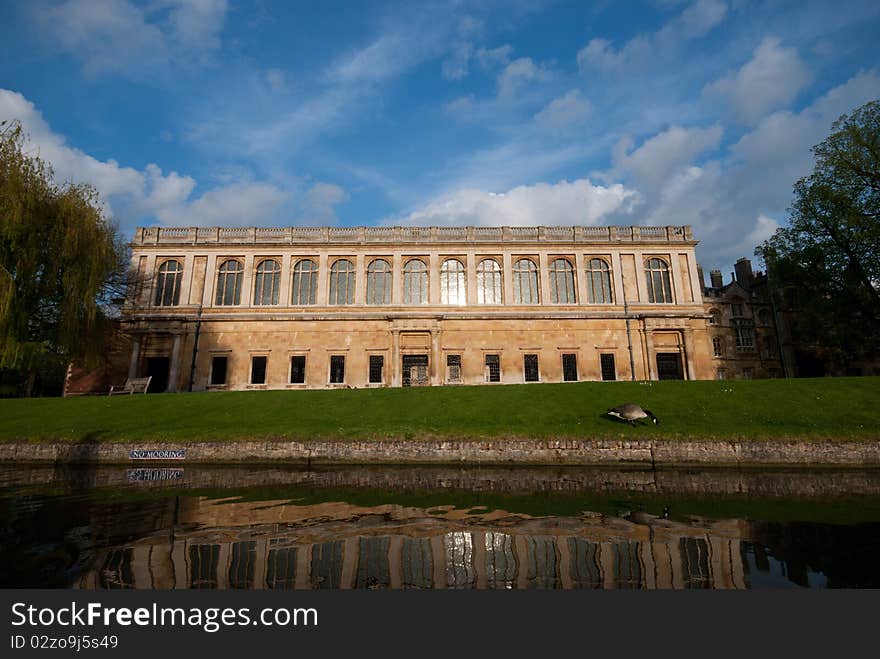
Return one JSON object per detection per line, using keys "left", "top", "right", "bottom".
{"left": 133, "top": 225, "right": 696, "bottom": 246}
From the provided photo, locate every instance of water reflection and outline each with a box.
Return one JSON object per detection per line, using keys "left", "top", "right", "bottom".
{"left": 1, "top": 465, "right": 879, "bottom": 589}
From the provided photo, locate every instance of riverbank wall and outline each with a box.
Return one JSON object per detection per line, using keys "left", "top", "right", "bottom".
{"left": 1, "top": 438, "right": 879, "bottom": 467}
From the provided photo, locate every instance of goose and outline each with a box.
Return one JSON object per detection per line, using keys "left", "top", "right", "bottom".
{"left": 606, "top": 403, "right": 659, "bottom": 425}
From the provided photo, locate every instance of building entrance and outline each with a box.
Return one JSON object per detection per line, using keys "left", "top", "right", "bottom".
{"left": 145, "top": 357, "right": 170, "bottom": 392}
{"left": 656, "top": 353, "right": 684, "bottom": 380}
{"left": 402, "top": 354, "right": 429, "bottom": 386}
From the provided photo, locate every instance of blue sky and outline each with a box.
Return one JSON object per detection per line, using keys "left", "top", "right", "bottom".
{"left": 1, "top": 0, "right": 879, "bottom": 274}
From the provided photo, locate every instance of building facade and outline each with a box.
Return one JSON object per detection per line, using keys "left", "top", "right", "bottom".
{"left": 118, "top": 225, "right": 714, "bottom": 392}
{"left": 701, "top": 258, "right": 790, "bottom": 381}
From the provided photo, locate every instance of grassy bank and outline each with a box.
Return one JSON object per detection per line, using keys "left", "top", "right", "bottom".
{"left": 0, "top": 377, "right": 878, "bottom": 443}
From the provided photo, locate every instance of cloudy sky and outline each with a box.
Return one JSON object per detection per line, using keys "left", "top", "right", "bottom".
{"left": 1, "top": 0, "right": 879, "bottom": 274}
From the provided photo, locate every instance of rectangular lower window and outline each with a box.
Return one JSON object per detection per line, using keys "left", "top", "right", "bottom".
{"left": 290, "top": 355, "right": 306, "bottom": 384}
{"left": 329, "top": 355, "right": 345, "bottom": 384}
{"left": 250, "top": 356, "right": 267, "bottom": 385}
{"left": 562, "top": 353, "right": 578, "bottom": 382}
{"left": 369, "top": 355, "right": 384, "bottom": 384}
{"left": 600, "top": 354, "right": 616, "bottom": 381}
{"left": 210, "top": 356, "right": 227, "bottom": 385}
{"left": 523, "top": 354, "right": 539, "bottom": 382}
{"left": 485, "top": 354, "right": 500, "bottom": 383}
{"left": 446, "top": 354, "right": 461, "bottom": 383}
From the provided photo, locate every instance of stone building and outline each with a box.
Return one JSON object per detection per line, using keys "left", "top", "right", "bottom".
{"left": 110, "top": 225, "right": 714, "bottom": 393}
{"left": 700, "top": 257, "right": 790, "bottom": 380}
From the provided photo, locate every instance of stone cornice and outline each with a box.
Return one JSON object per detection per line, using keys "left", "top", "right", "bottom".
{"left": 121, "top": 308, "right": 708, "bottom": 325}
{"left": 132, "top": 225, "right": 696, "bottom": 247}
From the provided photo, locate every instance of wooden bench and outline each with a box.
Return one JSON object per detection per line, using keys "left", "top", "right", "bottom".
{"left": 109, "top": 376, "right": 152, "bottom": 395}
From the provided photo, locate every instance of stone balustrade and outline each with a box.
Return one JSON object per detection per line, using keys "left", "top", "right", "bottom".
{"left": 133, "top": 225, "right": 695, "bottom": 246}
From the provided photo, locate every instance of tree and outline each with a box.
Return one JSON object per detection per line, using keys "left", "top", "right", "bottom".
{"left": 0, "top": 120, "right": 126, "bottom": 395}
{"left": 757, "top": 99, "right": 880, "bottom": 372}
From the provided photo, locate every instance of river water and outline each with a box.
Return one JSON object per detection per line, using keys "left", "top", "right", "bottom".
{"left": 2, "top": 464, "right": 879, "bottom": 589}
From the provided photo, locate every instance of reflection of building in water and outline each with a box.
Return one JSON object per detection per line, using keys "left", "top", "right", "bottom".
{"left": 78, "top": 497, "right": 751, "bottom": 590}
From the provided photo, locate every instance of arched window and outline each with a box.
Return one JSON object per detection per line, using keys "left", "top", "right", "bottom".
{"left": 291, "top": 259, "right": 317, "bottom": 305}
{"left": 645, "top": 258, "right": 672, "bottom": 303}
{"left": 440, "top": 259, "right": 466, "bottom": 305}
{"left": 366, "top": 259, "right": 391, "bottom": 305}
{"left": 477, "top": 259, "right": 502, "bottom": 304}
{"left": 329, "top": 259, "right": 355, "bottom": 305}
{"left": 403, "top": 259, "right": 428, "bottom": 305}
{"left": 757, "top": 308, "right": 771, "bottom": 326}
{"left": 585, "top": 258, "right": 613, "bottom": 304}
{"left": 154, "top": 259, "right": 182, "bottom": 306}
{"left": 253, "top": 259, "right": 281, "bottom": 305}
{"left": 708, "top": 308, "right": 720, "bottom": 325}
{"left": 215, "top": 259, "right": 243, "bottom": 306}
{"left": 712, "top": 336, "right": 723, "bottom": 357}
{"left": 550, "top": 258, "right": 576, "bottom": 304}
{"left": 513, "top": 259, "right": 539, "bottom": 304}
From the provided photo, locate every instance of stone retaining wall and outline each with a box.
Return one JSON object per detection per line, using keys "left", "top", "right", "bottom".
{"left": 4, "top": 463, "right": 880, "bottom": 498}
{"left": 0, "top": 438, "right": 878, "bottom": 467}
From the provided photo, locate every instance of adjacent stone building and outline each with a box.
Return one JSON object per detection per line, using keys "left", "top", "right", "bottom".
{"left": 112, "top": 225, "right": 714, "bottom": 392}
{"left": 700, "top": 257, "right": 790, "bottom": 380}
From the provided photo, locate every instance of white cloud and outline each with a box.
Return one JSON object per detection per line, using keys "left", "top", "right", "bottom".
{"left": 300, "top": 183, "right": 348, "bottom": 225}
{"left": 0, "top": 88, "right": 191, "bottom": 224}
{"left": 674, "top": 0, "right": 728, "bottom": 39}
{"left": 0, "top": 88, "right": 352, "bottom": 233}
{"left": 30, "top": 0, "right": 227, "bottom": 77}
{"left": 497, "top": 58, "right": 551, "bottom": 99}
{"left": 193, "top": 19, "right": 456, "bottom": 158}
{"left": 445, "top": 95, "right": 477, "bottom": 117}
{"left": 729, "top": 69, "right": 880, "bottom": 206}
{"left": 165, "top": 0, "right": 227, "bottom": 53}
{"left": 599, "top": 70, "right": 880, "bottom": 271}
{"left": 607, "top": 124, "right": 723, "bottom": 188}
{"left": 747, "top": 214, "right": 780, "bottom": 246}
{"left": 142, "top": 164, "right": 197, "bottom": 212}
{"left": 331, "top": 32, "right": 429, "bottom": 85}
{"left": 156, "top": 183, "right": 289, "bottom": 227}
{"left": 577, "top": 0, "right": 726, "bottom": 73}
{"left": 265, "top": 68, "right": 289, "bottom": 93}
{"left": 475, "top": 45, "right": 513, "bottom": 71}
{"left": 534, "top": 90, "right": 592, "bottom": 131}
{"left": 442, "top": 42, "right": 474, "bottom": 80}
{"left": 703, "top": 37, "right": 812, "bottom": 124}
{"left": 392, "top": 179, "right": 640, "bottom": 227}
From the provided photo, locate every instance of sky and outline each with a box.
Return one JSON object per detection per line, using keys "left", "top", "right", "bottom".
{"left": 1, "top": 0, "right": 879, "bottom": 275}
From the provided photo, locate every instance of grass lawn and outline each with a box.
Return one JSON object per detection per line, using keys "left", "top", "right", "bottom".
{"left": 0, "top": 377, "right": 878, "bottom": 443}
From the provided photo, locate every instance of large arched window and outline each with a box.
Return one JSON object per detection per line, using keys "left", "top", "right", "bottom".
{"left": 215, "top": 259, "right": 243, "bottom": 306}
{"left": 550, "top": 258, "right": 576, "bottom": 304}
{"left": 440, "top": 259, "right": 466, "bottom": 305}
{"left": 291, "top": 259, "right": 317, "bottom": 305}
{"left": 585, "top": 258, "right": 613, "bottom": 304}
{"left": 329, "top": 259, "right": 355, "bottom": 305}
{"left": 645, "top": 258, "right": 673, "bottom": 303}
{"left": 253, "top": 259, "right": 281, "bottom": 305}
{"left": 403, "top": 259, "right": 428, "bottom": 305}
{"left": 366, "top": 259, "right": 391, "bottom": 305}
{"left": 513, "top": 258, "right": 539, "bottom": 304}
{"left": 477, "top": 259, "right": 502, "bottom": 304}
{"left": 154, "top": 259, "right": 182, "bottom": 306}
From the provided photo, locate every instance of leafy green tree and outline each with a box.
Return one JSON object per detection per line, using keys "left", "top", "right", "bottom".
{"left": 0, "top": 120, "right": 126, "bottom": 395}
{"left": 758, "top": 99, "right": 880, "bottom": 371}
